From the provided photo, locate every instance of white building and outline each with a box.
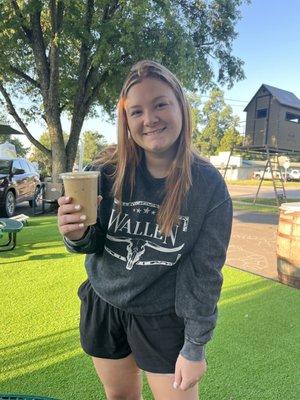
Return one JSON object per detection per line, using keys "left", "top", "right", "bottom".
{"left": 209, "top": 151, "right": 300, "bottom": 180}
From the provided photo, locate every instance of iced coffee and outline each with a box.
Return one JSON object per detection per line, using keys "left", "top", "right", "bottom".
{"left": 60, "top": 171, "right": 100, "bottom": 226}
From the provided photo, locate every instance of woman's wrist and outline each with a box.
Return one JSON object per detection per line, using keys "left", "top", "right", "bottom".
{"left": 180, "top": 339, "right": 205, "bottom": 362}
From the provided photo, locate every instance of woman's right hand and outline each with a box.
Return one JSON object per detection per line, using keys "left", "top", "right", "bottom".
{"left": 57, "top": 196, "right": 89, "bottom": 241}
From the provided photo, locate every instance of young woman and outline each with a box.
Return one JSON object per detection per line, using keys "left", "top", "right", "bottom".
{"left": 57, "top": 60, "right": 232, "bottom": 400}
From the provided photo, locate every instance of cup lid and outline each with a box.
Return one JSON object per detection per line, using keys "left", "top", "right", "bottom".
{"left": 59, "top": 171, "right": 99, "bottom": 179}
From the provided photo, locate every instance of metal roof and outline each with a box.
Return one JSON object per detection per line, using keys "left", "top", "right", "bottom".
{"left": 0, "top": 124, "right": 23, "bottom": 135}
{"left": 244, "top": 84, "right": 300, "bottom": 111}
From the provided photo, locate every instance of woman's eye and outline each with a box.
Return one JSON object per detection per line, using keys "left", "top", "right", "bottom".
{"left": 131, "top": 110, "right": 141, "bottom": 116}
{"left": 156, "top": 103, "right": 167, "bottom": 109}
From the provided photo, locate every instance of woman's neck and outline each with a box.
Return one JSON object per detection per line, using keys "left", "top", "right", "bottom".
{"left": 144, "top": 152, "right": 173, "bottom": 178}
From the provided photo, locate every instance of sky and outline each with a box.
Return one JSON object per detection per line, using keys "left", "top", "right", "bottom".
{"left": 6, "top": 0, "right": 300, "bottom": 147}
{"left": 221, "top": 0, "right": 300, "bottom": 132}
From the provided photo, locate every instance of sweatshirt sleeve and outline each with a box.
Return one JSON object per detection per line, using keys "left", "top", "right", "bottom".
{"left": 63, "top": 220, "right": 107, "bottom": 254}
{"left": 175, "top": 194, "right": 233, "bottom": 361}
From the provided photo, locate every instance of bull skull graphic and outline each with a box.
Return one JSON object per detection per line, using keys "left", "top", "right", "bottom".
{"left": 106, "top": 234, "right": 184, "bottom": 270}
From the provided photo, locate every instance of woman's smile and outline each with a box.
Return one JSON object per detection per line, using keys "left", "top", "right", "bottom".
{"left": 143, "top": 127, "right": 167, "bottom": 136}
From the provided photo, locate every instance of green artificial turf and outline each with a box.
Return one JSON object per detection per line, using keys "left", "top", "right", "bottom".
{"left": 0, "top": 216, "right": 299, "bottom": 400}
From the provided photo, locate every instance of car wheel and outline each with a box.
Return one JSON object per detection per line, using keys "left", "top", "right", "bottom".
{"left": 4, "top": 191, "right": 16, "bottom": 217}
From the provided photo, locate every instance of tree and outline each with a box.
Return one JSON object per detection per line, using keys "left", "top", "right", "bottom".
{"left": 29, "top": 131, "right": 52, "bottom": 177}
{"left": 30, "top": 129, "right": 106, "bottom": 174}
{"left": 0, "top": 109, "right": 28, "bottom": 156}
{"left": 0, "top": 134, "right": 29, "bottom": 157}
{"left": 29, "top": 130, "right": 68, "bottom": 176}
{"left": 217, "top": 126, "right": 243, "bottom": 152}
{"left": 193, "top": 88, "right": 240, "bottom": 155}
{"left": 76, "top": 130, "right": 107, "bottom": 167}
{"left": 187, "top": 92, "right": 202, "bottom": 140}
{"left": 0, "top": 0, "right": 247, "bottom": 180}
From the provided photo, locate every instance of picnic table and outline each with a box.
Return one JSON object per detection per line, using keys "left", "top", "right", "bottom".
{"left": 0, "top": 218, "right": 23, "bottom": 251}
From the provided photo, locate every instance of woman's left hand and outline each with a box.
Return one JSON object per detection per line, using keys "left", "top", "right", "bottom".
{"left": 173, "top": 354, "right": 207, "bottom": 391}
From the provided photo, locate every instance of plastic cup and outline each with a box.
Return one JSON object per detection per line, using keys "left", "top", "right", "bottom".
{"left": 60, "top": 171, "right": 100, "bottom": 226}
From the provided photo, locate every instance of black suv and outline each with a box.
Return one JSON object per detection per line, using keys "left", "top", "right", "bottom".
{"left": 0, "top": 157, "right": 41, "bottom": 217}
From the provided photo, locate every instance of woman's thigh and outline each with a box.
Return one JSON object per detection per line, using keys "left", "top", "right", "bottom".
{"left": 92, "top": 353, "right": 143, "bottom": 400}
{"left": 145, "top": 372, "right": 199, "bottom": 400}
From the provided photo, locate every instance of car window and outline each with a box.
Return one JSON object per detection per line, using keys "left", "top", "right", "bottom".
{"left": 27, "top": 162, "right": 34, "bottom": 173}
{"left": 27, "top": 161, "right": 34, "bottom": 173}
{"left": 28, "top": 161, "right": 37, "bottom": 173}
{"left": 12, "top": 159, "right": 23, "bottom": 173}
{"left": 20, "top": 159, "right": 31, "bottom": 173}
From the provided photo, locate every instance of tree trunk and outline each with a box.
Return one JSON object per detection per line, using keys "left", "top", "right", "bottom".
{"left": 51, "top": 140, "right": 66, "bottom": 181}
{"left": 66, "top": 111, "right": 87, "bottom": 172}
{"left": 47, "top": 114, "right": 66, "bottom": 181}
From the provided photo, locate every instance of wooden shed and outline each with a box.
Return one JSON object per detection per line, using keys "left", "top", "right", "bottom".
{"left": 244, "top": 84, "right": 300, "bottom": 152}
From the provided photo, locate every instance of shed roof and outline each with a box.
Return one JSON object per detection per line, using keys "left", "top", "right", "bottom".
{"left": 244, "top": 84, "right": 300, "bottom": 111}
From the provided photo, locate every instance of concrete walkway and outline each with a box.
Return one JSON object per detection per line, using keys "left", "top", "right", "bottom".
{"left": 226, "top": 210, "right": 279, "bottom": 282}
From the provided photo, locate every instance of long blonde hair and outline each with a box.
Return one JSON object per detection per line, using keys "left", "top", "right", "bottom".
{"left": 108, "top": 60, "right": 194, "bottom": 235}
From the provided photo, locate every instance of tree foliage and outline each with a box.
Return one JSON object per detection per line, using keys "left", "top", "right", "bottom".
{"left": 0, "top": 134, "right": 29, "bottom": 157}
{"left": 30, "top": 130, "right": 107, "bottom": 175}
{"left": 0, "top": 0, "right": 248, "bottom": 179}
{"left": 218, "top": 126, "right": 243, "bottom": 152}
{"left": 29, "top": 131, "right": 55, "bottom": 177}
{"left": 0, "top": 108, "right": 28, "bottom": 156}
{"left": 193, "top": 88, "right": 240, "bottom": 155}
{"left": 187, "top": 92, "right": 202, "bottom": 139}
{"left": 75, "top": 130, "right": 107, "bottom": 167}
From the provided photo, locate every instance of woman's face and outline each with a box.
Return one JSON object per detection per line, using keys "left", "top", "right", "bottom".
{"left": 125, "top": 78, "right": 183, "bottom": 159}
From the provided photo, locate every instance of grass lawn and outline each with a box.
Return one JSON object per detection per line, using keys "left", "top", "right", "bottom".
{"left": 0, "top": 215, "right": 299, "bottom": 399}
{"left": 226, "top": 179, "right": 300, "bottom": 187}
{"left": 232, "top": 197, "right": 300, "bottom": 214}
{"left": 232, "top": 201, "right": 277, "bottom": 214}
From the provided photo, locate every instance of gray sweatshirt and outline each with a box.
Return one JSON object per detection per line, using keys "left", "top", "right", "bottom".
{"left": 64, "top": 154, "right": 232, "bottom": 361}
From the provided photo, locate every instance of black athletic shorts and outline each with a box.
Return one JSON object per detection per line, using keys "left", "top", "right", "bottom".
{"left": 77, "top": 280, "right": 185, "bottom": 373}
